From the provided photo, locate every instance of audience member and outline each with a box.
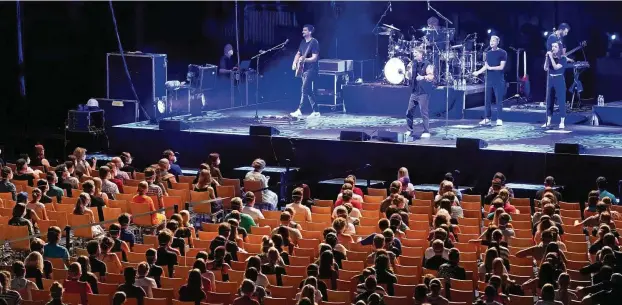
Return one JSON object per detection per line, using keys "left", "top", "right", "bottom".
{"left": 117, "top": 267, "right": 146, "bottom": 305}
{"left": 245, "top": 158, "right": 278, "bottom": 210}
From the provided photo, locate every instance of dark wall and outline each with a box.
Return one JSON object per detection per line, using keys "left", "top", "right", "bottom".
{"left": 0, "top": 1, "right": 619, "bottom": 158}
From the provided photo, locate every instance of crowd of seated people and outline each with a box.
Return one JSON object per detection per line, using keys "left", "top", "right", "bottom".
{"left": 2, "top": 147, "right": 622, "bottom": 305}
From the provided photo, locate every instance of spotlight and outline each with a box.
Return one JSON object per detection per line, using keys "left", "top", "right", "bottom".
{"left": 487, "top": 29, "right": 492, "bottom": 34}
{"left": 156, "top": 99, "right": 166, "bottom": 114}
{"left": 543, "top": 31, "right": 549, "bottom": 37}
{"left": 611, "top": 34, "right": 617, "bottom": 41}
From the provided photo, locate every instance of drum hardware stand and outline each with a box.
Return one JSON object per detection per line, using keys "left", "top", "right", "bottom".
{"left": 506, "top": 47, "right": 529, "bottom": 105}
{"left": 249, "top": 39, "right": 288, "bottom": 122}
{"left": 372, "top": 1, "right": 392, "bottom": 81}
{"left": 428, "top": 1, "right": 454, "bottom": 140}
{"left": 569, "top": 66, "right": 585, "bottom": 109}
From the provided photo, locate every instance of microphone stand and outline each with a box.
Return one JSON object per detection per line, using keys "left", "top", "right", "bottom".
{"left": 250, "top": 40, "right": 288, "bottom": 122}
{"left": 428, "top": 1, "right": 454, "bottom": 140}
{"left": 372, "top": 1, "right": 392, "bottom": 80}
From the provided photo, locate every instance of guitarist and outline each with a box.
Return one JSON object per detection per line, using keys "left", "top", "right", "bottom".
{"left": 546, "top": 23, "right": 573, "bottom": 62}
{"left": 290, "top": 24, "right": 320, "bottom": 119}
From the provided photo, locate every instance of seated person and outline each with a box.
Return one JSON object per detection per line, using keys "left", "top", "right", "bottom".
{"left": 423, "top": 239, "right": 449, "bottom": 270}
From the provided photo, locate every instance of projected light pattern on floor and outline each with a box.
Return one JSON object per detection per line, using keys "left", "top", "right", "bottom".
{"left": 431, "top": 124, "right": 544, "bottom": 141}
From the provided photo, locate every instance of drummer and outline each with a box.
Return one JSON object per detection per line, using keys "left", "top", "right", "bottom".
{"left": 423, "top": 17, "right": 448, "bottom": 51}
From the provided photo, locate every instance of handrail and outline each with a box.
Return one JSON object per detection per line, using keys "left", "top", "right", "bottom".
{"left": 1, "top": 197, "right": 229, "bottom": 249}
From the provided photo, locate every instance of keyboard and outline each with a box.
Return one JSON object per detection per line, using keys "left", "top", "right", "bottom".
{"left": 570, "top": 61, "right": 590, "bottom": 69}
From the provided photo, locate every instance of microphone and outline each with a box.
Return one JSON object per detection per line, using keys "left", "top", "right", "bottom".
{"left": 389, "top": 1, "right": 392, "bottom": 12}
{"left": 427, "top": 0, "right": 430, "bottom": 10}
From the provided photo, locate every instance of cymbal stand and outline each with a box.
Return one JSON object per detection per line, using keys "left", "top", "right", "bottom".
{"left": 372, "top": 1, "right": 392, "bottom": 80}
{"left": 428, "top": 1, "right": 454, "bottom": 140}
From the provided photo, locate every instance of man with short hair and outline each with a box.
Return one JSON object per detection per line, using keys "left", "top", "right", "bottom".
{"left": 162, "top": 149, "right": 182, "bottom": 178}
{"left": 271, "top": 212, "right": 302, "bottom": 243}
{"left": 473, "top": 35, "right": 507, "bottom": 127}
{"left": 209, "top": 223, "right": 242, "bottom": 261}
{"left": 99, "top": 166, "right": 119, "bottom": 198}
{"left": 144, "top": 168, "right": 164, "bottom": 209}
{"left": 546, "top": 23, "right": 570, "bottom": 54}
{"left": 535, "top": 176, "right": 563, "bottom": 201}
{"left": 117, "top": 267, "right": 146, "bottom": 305}
{"left": 45, "top": 172, "right": 64, "bottom": 203}
{"left": 596, "top": 176, "right": 617, "bottom": 202}
{"left": 0, "top": 166, "right": 16, "bottom": 201}
{"left": 87, "top": 240, "right": 107, "bottom": 282}
{"left": 118, "top": 213, "right": 135, "bottom": 248}
{"left": 290, "top": 24, "right": 321, "bottom": 119}
{"left": 241, "top": 192, "right": 265, "bottom": 221}
{"left": 111, "top": 157, "right": 131, "bottom": 181}
{"left": 405, "top": 47, "right": 435, "bottom": 139}
{"left": 219, "top": 44, "right": 238, "bottom": 75}
{"left": 437, "top": 248, "right": 466, "bottom": 282}
{"left": 225, "top": 197, "right": 257, "bottom": 233}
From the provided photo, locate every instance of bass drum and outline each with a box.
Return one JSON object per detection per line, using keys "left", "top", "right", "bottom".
{"left": 384, "top": 57, "right": 412, "bottom": 85}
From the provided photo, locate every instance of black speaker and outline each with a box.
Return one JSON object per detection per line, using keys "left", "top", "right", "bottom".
{"left": 340, "top": 131, "right": 371, "bottom": 142}
{"left": 555, "top": 143, "right": 583, "bottom": 155}
{"left": 250, "top": 125, "right": 280, "bottom": 136}
{"left": 456, "top": 137, "right": 488, "bottom": 150}
{"left": 159, "top": 119, "right": 189, "bottom": 131}
{"left": 377, "top": 130, "right": 405, "bottom": 143}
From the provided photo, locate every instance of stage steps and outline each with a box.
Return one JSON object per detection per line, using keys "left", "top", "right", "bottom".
{"left": 463, "top": 103, "right": 591, "bottom": 125}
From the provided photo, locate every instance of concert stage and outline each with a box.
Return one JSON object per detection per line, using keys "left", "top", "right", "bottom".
{"left": 109, "top": 101, "right": 622, "bottom": 201}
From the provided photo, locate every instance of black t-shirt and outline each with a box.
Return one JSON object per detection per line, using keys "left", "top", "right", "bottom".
{"left": 41, "top": 194, "right": 53, "bottom": 204}
{"left": 156, "top": 247, "right": 178, "bottom": 277}
{"left": 209, "top": 236, "right": 239, "bottom": 262}
{"left": 179, "top": 285, "right": 207, "bottom": 305}
{"left": 171, "top": 237, "right": 186, "bottom": 256}
{"left": 423, "top": 255, "right": 448, "bottom": 270}
{"left": 219, "top": 55, "right": 235, "bottom": 73}
{"left": 411, "top": 60, "right": 434, "bottom": 95}
{"left": 117, "top": 283, "right": 146, "bottom": 305}
{"left": 547, "top": 56, "right": 567, "bottom": 75}
{"left": 25, "top": 267, "right": 44, "bottom": 290}
{"left": 14, "top": 173, "right": 35, "bottom": 186}
{"left": 298, "top": 38, "right": 320, "bottom": 72}
{"left": 81, "top": 272, "right": 99, "bottom": 294}
{"left": 89, "top": 256, "right": 107, "bottom": 278}
{"left": 147, "top": 264, "right": 163, "bottom": 288}
{"left": 546, "top": 33, "right": 564, "bottom": 51}
{"left": 261, "top": 264, "right": 286, "bottom": 286}
{"left": 485, "top": 48, "right": 507, "bottom": 82}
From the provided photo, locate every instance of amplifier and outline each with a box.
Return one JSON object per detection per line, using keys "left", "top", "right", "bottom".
{"left": 107, "top": 52, "right": 167, "bottom": 120}
{"left": 188, "top": 64, "right": 217, "bottom": 92}
{"left": 68, "top": 110, "right": 105, "bottom": 132}
{"left": 319, "top": 59, "right": 353, "bottom": 73}
{"left": 93, "top": 98, "right": 139, "bottom": 127}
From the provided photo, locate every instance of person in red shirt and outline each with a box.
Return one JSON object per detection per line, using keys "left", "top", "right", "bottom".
{"left": 345, "top": 176, "right": 364, "bottom": 197}
{"left": 335, "top": 190, "right": 362, "bottom": 210}
{"left": 63, "top": 262, "right": 92, "bottom": 305}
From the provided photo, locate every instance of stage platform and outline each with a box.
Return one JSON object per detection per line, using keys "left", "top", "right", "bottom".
{"left": 593, "top": 101, "right": 622, "bottom": 126}
{"left": 464, "top": 102, "right": 593, "bottom": 125}
{"left": 109, "top": 101, "right": 622, "bottom": 202}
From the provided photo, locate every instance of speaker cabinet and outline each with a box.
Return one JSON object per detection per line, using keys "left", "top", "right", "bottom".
{"left": 456, "top": 137, "right": 488, "bottom": 151}
{"left": 377, "top": 130, "right": 405, "bottom": 143}
{"left": 159, "top": 119, "right": 189, "bottom": 131}
{"left": 555, "top": 143, "right": 583, "bottom": 155}
{"left": 249, "top": 125, "right": 280, "bottom": 136}
{"left": 340, "top": 131, "right": 371, "bottom": 142}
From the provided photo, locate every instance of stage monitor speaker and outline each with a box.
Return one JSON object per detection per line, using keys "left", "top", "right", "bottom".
{"left": 250, "top": 125, "right": 280, "bottom": 136}
{"left": 159, "top": 119, "right": 189, "bottom": 131}
{"left": 377, "top": 130, "right": 405, "bottom": 143}
{"left": 456, "top": 137, "right": 488, "bottom": 151}
{"left": 555, "top": 143, "right": 584, "bottom": 155}
{"left": 340, "top": 131, "right": 371, "bottom": 142}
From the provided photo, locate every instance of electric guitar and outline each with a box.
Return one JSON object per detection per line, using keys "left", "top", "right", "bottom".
{"left": 563, "top": 40, "right": 587, "bottom": 62}
{"left": 294, "top": 38, "right": 316, "bottom": 78}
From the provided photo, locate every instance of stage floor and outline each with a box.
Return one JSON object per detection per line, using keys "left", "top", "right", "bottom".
{"left": 117, "top": 102, "right": 622, "bottom": 157}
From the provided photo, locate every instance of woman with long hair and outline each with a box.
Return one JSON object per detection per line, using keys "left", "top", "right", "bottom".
{"left": 317, "top": 251, "right": 338, "bottom": 290}
{"left": 275, "top": 227, "right": 295, "bottom": 255}
{"left": 178, "top": 269, "right": 207, "bottom": 305}
{"left": 194, "top": 169, "right": 216, "bottom": 199}
{"left": 374, "top": 252, "right": 397, "bottom": 296}
{"left": 261, "top": 248, "right": 286, "bottom": 286}
{"left": 100, "top": 237, "right": 123, "bottom": 274}
{"left": 297, "top": 284, "right": 318, "bottom": 305}
{"left": 207, "top": 246, "right": 231, "bottom": 282}
{"left": 233, "top": 280, "right": 260, "bottom": 305}
{"left": 73, "top": 193, "right": 104, "bottom": 237}
{"left": 397, "top": 167, "right": 415, "bottom": 196}
{"left": 73, "top": 147, "right": 95, "bottom": 177}
{"left": 76, "top": 256, "right": 99, "bottom": 294}
{"left": 245, "top": 256, "right": 269, "bottom": 288}
{"left": 208, "top": 153, "right": 224, "bottom": 185}
{"left": 24, "top": 251, "right": 47, "bottom": 289}
{"left": 192, "top": 258, "right": 214, "bottom": 292}
{"left": 91, "top": 177, "right": 110, "bottom": 204}
{"left": 132, "top": 181, "right": 166, "bottom": 226}
{"left": 522, "top": 262, "right": 557, "bottom": 295}
{"left": 332, "top": 217, "right": 354, "bottom": 244}
{"left": 32, "top": 145, "right": 51, "bottom": 170}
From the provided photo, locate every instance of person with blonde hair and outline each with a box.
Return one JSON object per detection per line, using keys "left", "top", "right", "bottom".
{"left": 245, "top": 158, "right": 278, "bottom": 210}
{"left": 25, "top": 251, "right": 47, "bottom": 289}
{"left": 73, "top": 147, "right": 95, "bottom": 177}
{"left": 135, "top": 262, "right": 157, "bottom": 298}
{"left": 397, "top": 167, "right": 415, "bottom": 195}
{"left": 27, "top": 188, "right": 48, "bottom": 220}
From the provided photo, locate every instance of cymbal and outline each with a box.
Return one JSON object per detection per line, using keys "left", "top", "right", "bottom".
{"left": 451, "top": 44, "right": 463, "bottom": 49}
{"left": 381, "top": 24, "right": 400, "bottom": 31}
{"left": 377, "top": 31, "right": 393, "bottom": 36}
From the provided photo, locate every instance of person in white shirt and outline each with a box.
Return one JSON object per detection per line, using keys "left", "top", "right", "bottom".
{"left": 241, "top": 191, "right": 265, "bottom": 221}
{"left": 134, "top": 262, "right": 157, "bottom": 298}
{"left": 332, "top": 203, "right": 361, "bottom": 224}
{"left": 334, "top": 206, "right": 356, "bottom": 235}
{"left": 336, "top": 183, "right": 364, "bottom": 202}
{"left": 286, "top": 188, "right": 312, "bottom": 222}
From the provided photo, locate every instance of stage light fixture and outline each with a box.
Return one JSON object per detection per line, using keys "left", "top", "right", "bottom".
{"left": 487, "top": 29, "right": 492, "bottom": 34}
{"left": 543, "top": 31, "right": 549, "bottom": 37}
{"left": 156, "top": 99, "right": 166, "bottom": 114}
{"left": 611, "top": 34, "right": 617, "bottom": 41}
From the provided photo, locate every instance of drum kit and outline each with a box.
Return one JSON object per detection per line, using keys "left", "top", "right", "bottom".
{"left": 378, "top": 23, "right": 486, "bottom": 86}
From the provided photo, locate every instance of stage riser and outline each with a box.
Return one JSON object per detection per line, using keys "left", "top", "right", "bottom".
{"left": 110, "top": 126, "right": 622, "bottom": 203}
{"left": 342, "top": 84, "right": 484, "bottom": 119}
{"left": 464, "top": 106, "right": 590, "bottom": 124}
{"left": 593, "top": 101, "right": 622, "bottom": 126}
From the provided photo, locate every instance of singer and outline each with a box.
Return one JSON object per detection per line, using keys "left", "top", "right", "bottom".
{"left": 473, "top": 36, "right": 507, "bottom": 126}
{"left": 290, "top": 24, "right": 321, "bottom": 119}
{"left": 543, "top": 42, "right": 568, "bottom": 129}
